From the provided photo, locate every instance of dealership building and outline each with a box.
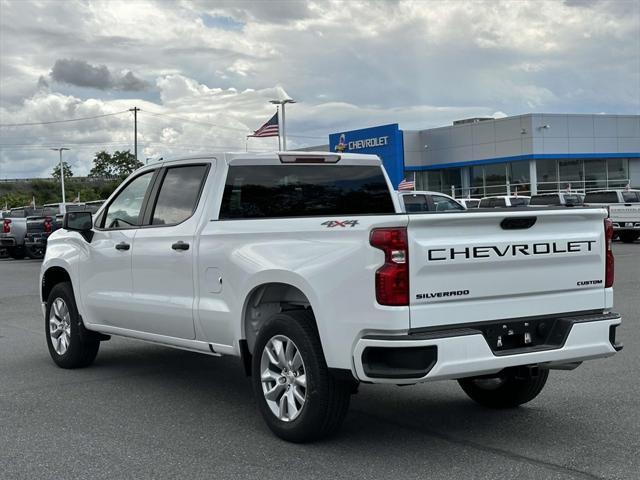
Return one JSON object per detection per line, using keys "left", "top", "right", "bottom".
{"left": 325, "top": 113, "right": 640, "bottom": 198}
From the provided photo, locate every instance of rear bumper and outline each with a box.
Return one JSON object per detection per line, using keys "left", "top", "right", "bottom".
{"left": 612, "top": 222, "right": 640, "bottom": 231}
{"left": 25, "top": 234, "right": 48, "bottom": 247}
{"left": 0, "top": 235, "right": 17, "bottom": 247}
{"left": 353, "top": 312, "right": 622, "bottom": 384}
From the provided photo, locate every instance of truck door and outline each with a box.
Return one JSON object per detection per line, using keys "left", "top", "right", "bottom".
{"left": 79, "top": 170, "right": 156, "bottom": 328}
{"left": 130, "top": 163, "right": 211, "bottom": 339}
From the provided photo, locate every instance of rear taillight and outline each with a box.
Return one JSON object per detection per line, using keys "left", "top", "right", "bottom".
{"left": 370, "top": 227, "right": 409, "bottom": 306}
{"left": 604, "top": 218, "right": 614, "bottom": 288}
{"left": 2, "top": 218, "right": 10, "bottom": 233}
{"left": 44, "top": 216, "right": 52, "bottom": 234}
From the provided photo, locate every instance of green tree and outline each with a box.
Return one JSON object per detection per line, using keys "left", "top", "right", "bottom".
{"left": 88, "top": 150, "right": 143, "bottom": 179}
{"left": 52, "top": 161, "right": 73, "bottom": 180}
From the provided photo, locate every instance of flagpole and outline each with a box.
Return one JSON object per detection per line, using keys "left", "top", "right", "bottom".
{"left": 277, "top": 106, "right": 282, "bottom": 151}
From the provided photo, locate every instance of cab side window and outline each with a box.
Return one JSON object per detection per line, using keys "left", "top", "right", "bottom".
{"left": 431, "top": 195, "right": 464, "bottom": 211}
{"left": 150, "top": 165, "right": 208, "bottom": 225}
{"left": 402, "top": 194, "right": 429, "bottom": 213}
{"left": 103, "top": 171, "right": 154, "bottom": 229}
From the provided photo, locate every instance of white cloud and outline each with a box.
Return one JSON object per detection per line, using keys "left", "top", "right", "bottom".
{"left": 0, "top": 0, "right": 638, "bottom": 178}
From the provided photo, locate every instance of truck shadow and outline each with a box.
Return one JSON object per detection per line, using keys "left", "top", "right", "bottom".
{"left": 91, "top": 341, "right": 593, "bottom": 455}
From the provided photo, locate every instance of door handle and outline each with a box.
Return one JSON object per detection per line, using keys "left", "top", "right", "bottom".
{"left": 171, "top": 241, "right": 190, "bottom": 251}
{"left": 115, "top": 242, "right": 130, "bottom": 251}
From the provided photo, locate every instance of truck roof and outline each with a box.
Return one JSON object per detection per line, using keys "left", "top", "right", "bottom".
{"left": 155, "top": 151, "right": 383, "bottom": 168}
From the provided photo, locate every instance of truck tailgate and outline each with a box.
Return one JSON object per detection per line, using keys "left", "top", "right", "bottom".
{"left": 407, "top": 208, "right": 608, "bottom": 330}
{"left": 609, "top": 204, "right": 640, "bottom": 225}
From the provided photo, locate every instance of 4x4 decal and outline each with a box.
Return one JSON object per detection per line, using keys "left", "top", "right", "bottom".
{"left": 321, "top": 220, "right": 359, "bottom": 228}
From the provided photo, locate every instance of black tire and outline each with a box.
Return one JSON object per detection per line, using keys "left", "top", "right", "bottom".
{"left": 26, "top": 244, "right": 45, "bottom": 259}
{"left": 458, "top": 367, "right": 549, "bottom": 408}
{"left": 8, "top": 246, "right": 26, "bottom": 259}
{"left": 251, "top": 310, "right": 352, "bottom": 442}
{"left": 618, "top": 232, "right": 639, "bottom": 244}
{"left": 45, "top": 282, "right": 100, "bottom": 369}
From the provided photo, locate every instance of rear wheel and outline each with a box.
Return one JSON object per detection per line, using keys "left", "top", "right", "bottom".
{"left": 8, "top": 246, "right": 26, "bottom": 259}
{"left": 26, "top": 244, "right": 45, "bottom": 259}
{"left": 45, "top": 282, "right": 99, "bottom": 368}
{"left": 251, "top": 310, "right": 352, "bottom": 442}
{"left": 458, "top": 367, "right": 549, "bottom": 408}
{"left": 619, "top": 232, "right": 639, "bottom": 243}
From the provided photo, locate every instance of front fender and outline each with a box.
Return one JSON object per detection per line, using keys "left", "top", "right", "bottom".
{"left": 40, "top": 231, "right": 89, "bottom": 315}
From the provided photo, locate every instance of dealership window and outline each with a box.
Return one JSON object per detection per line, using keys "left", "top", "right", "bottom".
{"left": 536, "top": 160, "right": 558, "bottom": 193}
{"left": 607, "top": 158, "right": 629, "bottom": 188}
{"left": 558, "top": 159, "right": 584, "bottom": 189}
{"left": 408, "top": 169, "right": 461, "bottom": 195}
{"left": 484, "top": 163, "right": 508, "bottom": 195}
{"left": 583, "top": 159, "right": 607, "bottom": 190}
{"left": 470, "top": 166, "right": 484, "bottom": 197}
{"left": 508, "top": 161, "right": 530, "bottom": 195}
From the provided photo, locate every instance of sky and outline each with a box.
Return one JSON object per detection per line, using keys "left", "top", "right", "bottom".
{"left": 0, "top": 0, "right": 639, "bottom": 178}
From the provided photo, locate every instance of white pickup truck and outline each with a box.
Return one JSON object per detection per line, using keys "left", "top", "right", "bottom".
{"left": 40, "top": 152, "right": 622, "bottom": 442}
{"left": 584, "top": 189, "right": 640, "bottom": 243}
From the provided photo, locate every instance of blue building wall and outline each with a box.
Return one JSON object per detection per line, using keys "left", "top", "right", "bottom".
{"left": 329, "top": 124, "right": 405, "bottom": 188}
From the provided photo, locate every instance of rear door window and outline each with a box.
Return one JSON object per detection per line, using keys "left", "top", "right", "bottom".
{"left": 220, "top": 165, "right": 395, "bottom": 219}
{"left": 151, "top": 165, "right": 208, "bottom": 225}
{"left": 402, "top": 194, "right": 429, "bottom": 212}
{"left": 584, "top": 192, "right": 620, "bottom": 203}
{"left": 621, "top": 191, "right": 640, "bottom": 203}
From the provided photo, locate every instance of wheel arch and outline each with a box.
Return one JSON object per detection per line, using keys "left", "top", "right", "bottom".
{"left": 41, "top": 265, "right": 72, "bottom": 303}
{"left": 242, "top": 282, "right": 317, "bottom": 356}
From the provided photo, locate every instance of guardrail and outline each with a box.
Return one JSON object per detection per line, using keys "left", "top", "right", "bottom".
{"left": 448, "top": 179, "right": 633, "bottom": 199}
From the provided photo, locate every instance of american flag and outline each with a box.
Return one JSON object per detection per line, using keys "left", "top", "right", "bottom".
{"left": 398, "top": 178, "right": 415, "bottom": 191}
{"left": 248, "top": 111, "right": 279, "bottom": 137}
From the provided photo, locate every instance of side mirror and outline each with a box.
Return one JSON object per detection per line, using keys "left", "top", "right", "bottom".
{"left": 63, "top": 211, "right": 93, "bottom": 241}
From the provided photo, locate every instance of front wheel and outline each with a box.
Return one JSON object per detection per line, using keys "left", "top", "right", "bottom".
{"left": 458, "top": 367, "right": 549, "bottom": 408}
{"left": 251, "top": 310, "right": 352, "bottom": 442}
{"left": 45, "top": 282, "right": 100, "bottom": 368}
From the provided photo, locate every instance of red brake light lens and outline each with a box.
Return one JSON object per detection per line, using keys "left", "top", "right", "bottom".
{"left": 44, "top": 216, "right": 52, "bottom": 234}
{"left": 2, "top": 219, "right": 11, "bottom": 233}
{"left": 604, "top": 218, "right": 614, "bottom": 288}
{"left": 370, "top": 227, "right": 409, "bottom": 306}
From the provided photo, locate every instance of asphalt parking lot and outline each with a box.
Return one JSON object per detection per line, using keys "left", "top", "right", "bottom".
{"left": 0, "top": 243, "right": 638, "bottom": 480}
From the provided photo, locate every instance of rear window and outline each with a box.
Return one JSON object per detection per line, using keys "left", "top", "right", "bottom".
{"left": 219, "top": 165, "right": 395, "bottom": 219}
{"left": 464, "top": 199, "right": 480, "bottom": 208}
{"left": 402, "top": 194, "right": 429, "bottom": 213}
{"left": 530, "top": 195, "right": 558, "bottom": 206}
{"left": 621, "top": 191, "right": 640, "bottom": 203}
{"left": 44, "top": 207, "right": 59, "bottom": 216}
{"left": 563, "top": 194, "right": 583, "bottom": 206}
{"left": 584, "top": 192, "right": 619, "bottom": 203}
{"left": 509, "top": 197, "right": 529, "bottom": 206}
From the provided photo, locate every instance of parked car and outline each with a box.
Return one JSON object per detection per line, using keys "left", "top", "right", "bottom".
{"left": 1, "top": 206, "right": 43, "bottom": 259}
{"left": 479, "top": 195, "right": 530, "bottom": 208}
{"left": 397, "top": 190, "right": 465, "bottom": 212}
{"left": 458, "top": 198, "right": 480, "bottom": 209}
{"left": 40, "top": 152, "right": 621, "bottom": 442}
{"left": 529, "top": 192, "right": 584, "bottom": 207}
{"left": 584, "top": 189, "right": 640, "bottom": 243}
{"left": 25, "top": 202, "right": 95, "bottom": 259}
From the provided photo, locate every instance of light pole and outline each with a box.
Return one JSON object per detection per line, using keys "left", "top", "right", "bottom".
{"left": 51, "top": 148, "right": 70, "bottom": 206}
{"left": 269, "top": 98, "right": 295, "bottom": 150}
